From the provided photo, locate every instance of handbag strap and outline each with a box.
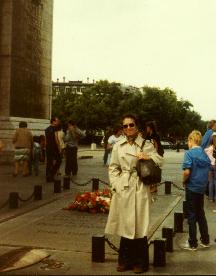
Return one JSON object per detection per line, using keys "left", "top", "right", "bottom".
{"left": 140, "top": 139, "right": 146, "bottom": 152}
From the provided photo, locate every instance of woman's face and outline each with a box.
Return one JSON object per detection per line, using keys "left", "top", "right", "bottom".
{"left": 123, "top": 117, "right": 137, "bottom": 136}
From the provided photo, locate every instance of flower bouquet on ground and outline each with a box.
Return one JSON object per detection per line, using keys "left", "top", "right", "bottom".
{"left": 63, "top": 188, "right": 112, "bottom": 214}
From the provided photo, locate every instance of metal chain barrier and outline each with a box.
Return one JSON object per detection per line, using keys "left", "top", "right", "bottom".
{"left": 98, "top": 179, "right": 110, "bottom": 187}
{"left": 18, "top": 192, "right": 34, "bottom": 202}
{"left": 105, "top": 237, "right": 119, "bottom": 253}
{"left": 172, "top": 182, "right": 185, "bottom": 191}
{"left": 156, "top": 181, "right": 166, "bottom": 187}
{"left": 155, "top": 181, "right": 185, "bottom": 191}
{"left": 71, "top": 178, "right": 92, "bottom": 187}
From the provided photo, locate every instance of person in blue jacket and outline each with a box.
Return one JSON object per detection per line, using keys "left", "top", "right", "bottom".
{"left": 182, "top": 130, "right": 211, "bottom": 251}
{"left": 201, "top": 120, "right": 216, "bottom": 149}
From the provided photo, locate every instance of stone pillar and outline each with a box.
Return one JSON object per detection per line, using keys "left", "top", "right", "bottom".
{"left": 0, "top": 0, "right": 53, "bottom": 163}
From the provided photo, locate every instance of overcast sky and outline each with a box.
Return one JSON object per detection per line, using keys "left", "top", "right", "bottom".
{"left": 52, "top": 0, "right": 216, "bottom": 121}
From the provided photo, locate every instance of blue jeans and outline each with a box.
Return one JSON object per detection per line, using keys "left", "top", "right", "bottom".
{"left": 186, "top": 189, "right": 209, "bottom": 247}
{"left": 208, "top": 166, "right": 216, "bottom": 200}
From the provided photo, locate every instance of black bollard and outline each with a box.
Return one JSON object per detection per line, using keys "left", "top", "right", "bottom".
{"left": 92, "top": 235, "right": 105, "bottom": 262}
{"left": 54, "top": 179, "right": 62, "bottom": 193}
{"left": 63, "top": 177, "right": 70, "bottom": 190}
{"left": 165, "top": 181, "right": 172, "bottom": 194}
{"left": 34, "top": 185, "right": 42, "bottom": 200}
{"left": 9, "top": 192, "right": 19, "bottom": 209}
{"left": 183, "top": 200, "right": 188, "bottom": 219}
{"left": 162, "top": 227, "right": 173, "bottom": 252}
{"left": 174, "top": 212, "right": 184, "bottom": 233}
{"left": 153, "top": 238, "right": 166, "bottom": 267}
{"left": 92, "top": 178, "right": 99, "bottom": 191}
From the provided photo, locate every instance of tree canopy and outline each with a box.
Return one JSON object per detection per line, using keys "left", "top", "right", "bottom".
{"left": 52, "top": 80, "right": 207, "bottom": 141}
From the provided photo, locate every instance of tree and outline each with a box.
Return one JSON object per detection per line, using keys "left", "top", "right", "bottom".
{"left": 52, "top": 81, "right": 206, "bottom": 141}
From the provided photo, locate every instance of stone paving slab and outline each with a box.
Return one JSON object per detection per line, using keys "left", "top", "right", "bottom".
{"left": 0, "top": 192, "right": 181, "bottom": 253}
{"left": 0, "top": 192, "right": 182, "bottom": 275}
{"left": 3, "top": 149, "right": 208, "bottom": 275}
{"left": 2, "top": 195, "right": 216, "bottom": 276}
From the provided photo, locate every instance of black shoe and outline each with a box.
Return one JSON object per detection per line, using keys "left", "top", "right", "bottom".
{"left": 116, "top": 264, "right": 132, "bottom": 272}
{"left": 133, "top": 265, "right": 148, "bottom": 274}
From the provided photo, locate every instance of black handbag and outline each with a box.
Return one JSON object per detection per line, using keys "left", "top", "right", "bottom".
{"left": 136, "top": 140, "right": 162, "bottom": 185}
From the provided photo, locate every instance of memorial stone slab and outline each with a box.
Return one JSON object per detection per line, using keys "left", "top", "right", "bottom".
{"left": 0, "top": 193, "right": 181, "bottom": 255}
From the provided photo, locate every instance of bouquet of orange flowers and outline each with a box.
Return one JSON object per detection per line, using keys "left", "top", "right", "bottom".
{"left": 63, "top": 188, "right": 111, "bottom": 214}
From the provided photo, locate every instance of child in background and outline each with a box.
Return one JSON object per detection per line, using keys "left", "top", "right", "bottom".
{"left": 204, "top": 132, "right": 216, "bottom": 201}
{"left": 182, "top": 130, "right": 211, "bottom": 250}
{"left": 39, "top": 135, "right": 46, "bottom": 162}
{"left": 32, "top": 136, "right": 42, "bottom": 176}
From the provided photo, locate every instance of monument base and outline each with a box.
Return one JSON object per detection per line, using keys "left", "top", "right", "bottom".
{"left": 0, "top": 116, "right": 49, "bottom": 164}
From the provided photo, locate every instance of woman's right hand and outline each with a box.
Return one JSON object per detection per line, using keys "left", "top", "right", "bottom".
{"left": 137, "top": 152, "right": 150, "bottom": 160}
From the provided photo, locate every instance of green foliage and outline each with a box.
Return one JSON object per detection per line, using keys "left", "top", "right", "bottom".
{"left": 52, "top": 80, "right": 206, "bottom": 140}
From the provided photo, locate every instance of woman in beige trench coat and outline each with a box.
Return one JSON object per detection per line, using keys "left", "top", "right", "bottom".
{"left": 105, "top": 114, "right": 163, "bottom": 273}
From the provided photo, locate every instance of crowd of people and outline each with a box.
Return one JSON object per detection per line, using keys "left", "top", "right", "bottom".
{"left": 1, "top": 115, "right": 215, "bottom": 273}
{"left": 7, "top": 117, "right": 85, "bottom": 181}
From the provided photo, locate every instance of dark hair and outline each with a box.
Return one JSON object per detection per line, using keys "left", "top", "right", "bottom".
{"left": 19, "top": 121, "right": 27, "bottom": 128}
{"left": 39, "top": 135, "right": 45, "bottom": 142}
{"left": 50, "top": 117, "right": 58, "bottom": 124}
{"left": 145, "top": 121, "right": 158, "bottom": 134}
{"left": 33, "top": 136, "right": 40, "bottom": 143}
{"left": 68, "top": 120, "right": 76, "bottom": 126}
{"left": 113, "top": 125, "right": 122, "bottom": 135}
{"left": 122, "top": 113, "right": 139, "bottom": 126}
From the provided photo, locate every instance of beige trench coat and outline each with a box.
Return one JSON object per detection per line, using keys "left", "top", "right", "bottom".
{"left": 105, "top": 135, "right": 163, "bottom": 239}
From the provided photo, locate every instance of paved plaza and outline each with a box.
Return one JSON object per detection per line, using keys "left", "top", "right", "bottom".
{"left": 0, "top": 148, "right": 216, "bottom": 275}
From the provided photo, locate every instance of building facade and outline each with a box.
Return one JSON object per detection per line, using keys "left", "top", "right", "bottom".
{"left": 52, "top": 79, "right": 94, "bottom": 98}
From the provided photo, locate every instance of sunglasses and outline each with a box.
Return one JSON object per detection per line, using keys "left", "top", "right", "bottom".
{"left": 123, "top": 123, "right": 135, "bottom": 129}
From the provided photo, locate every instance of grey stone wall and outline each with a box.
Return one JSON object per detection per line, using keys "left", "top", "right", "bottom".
{"left": 0, "top": 0, "right": 12, "bottom": 117}
{"left": 10, "top": 0, "right": 53, "bottom": 119}
{"left": 0, "top": 0, "right": 53, "bottom": 163}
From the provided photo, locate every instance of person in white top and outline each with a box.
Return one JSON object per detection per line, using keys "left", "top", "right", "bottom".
{"left": 106, "top": 126, "right": 123, "bottom": 165}
{"left": 204, "top": 132, "right": 216, "bottom": 201}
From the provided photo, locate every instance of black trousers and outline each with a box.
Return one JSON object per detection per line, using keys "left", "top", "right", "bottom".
{"left": 118, "top": 236, "right": 149, "bottom": 269}
{"left": 103, "top": 148, "right": 110, "bottom": 165}
{"left": 46, "top": 150, "right": 61, "bottom": 181}
{"left": 65, "top": 146, "right": 78, "bottom": 176}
